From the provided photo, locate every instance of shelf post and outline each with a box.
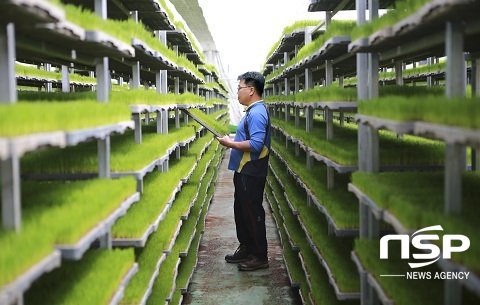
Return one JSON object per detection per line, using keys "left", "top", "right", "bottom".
{"left": 98, "top": 230, "right": 112, "bottom": 249}
{"left": 1, "top": 154, "right": 21, "bottom": 231}
{"left": 295, "top": 106, "right": 300, "bottom": 128}
{"left": 295, "top": 142, "right": 300, "bottom": 157}
{"left": 284, "top": 77, "right": 290, "bottom": 96}
{"left": 327, "top": 166, "right": 335, "bottom": 190}
{"left": 163, "top": 109, "right": 169, "bottom": 134}
{"left": 294, "top": 74, "right": 300, "bottom": 94}
{"left": 98, "top": 136, "right": 110, "bottom": 178}
{"left": 326, "top": 108, "right": 333, "bottom": 140}
{"left": 133, "top": 113, "right": 142, "bottom": 144}
{"left": 0, "top": 23, "right": 17, "bottom": 103}
{"left": 445, "top": 143, "right": 465, "bottom": 214}
{"left": 306, "top": 149, "right": 313, "bottom": 170}
{"left": 157, "top": 110, "right": 163, "bottom": 133}
{"left": 285, "top": 105, "right": 290, "bottom": 122}
{"left": 472, "top": 56, "right": 480, "bottom": 97}
{"left": 360, "top": 271, "right": 369, "bottom": 305}
{"left": 356, "top": 0, "right": 368, "bottom": 101}
{"left": 305, "top": 106, "right": 314, "bottom": 132}
{"left": 305, "top": 68, "right": 313, "bottom": 91}
{"left": 175, "top": 77, "right": 180, "bottom": 95}
{"left": 368, "top": 53, "right": 379, "bottom": 99}
{"left": 91, "top": 0, "right": 111, "bottom": 100}
{"left": 94, "top": 0, "right": 107, "bottom": 19}
{"left": 44, "top": 63, "right": 52, "bottom": 92}
{"left": 325, "top": 60, "right": 333, "bottom": 86}
{"left": 145, "top": 112, "right": 149, "bottom": 125}
{"left": 427, "top": 57, "right": 434, "bottom": 87}
{"left": 358, "top": 123, "right": 379, "bottom": 172}
{"left": 130, "top": 10, "right": 138, "bottom": 23}
{"left": 95, "top": 57, "right": 110, "bottom": 103}
{"left": 368, "top": 0, "right": 379, "bottom": 99}
{"left": 175, "top": 107, "right": 180, "bottom": 128}
{"left": 155, "top": 30, "right": 169, "bottom": 94}
{"left": 176, "top": 146, "right": 181, "bottom": 160}
{"left": 61, "top": 65, "right": 70, "bottom": 92}
{"left": 395, "top": 61, "right": 404, "bottom": 86}
{"left": 136, "top": 179, "right": 143, "bottom": 193}
{"left": 131, "top": 61, "right": 140, "bottom": 89}
{"left": 359, "top": 199, "right": 369, "bottom": 239}
{"left": 445, "top": 22, "right": 466, "bottom": 98}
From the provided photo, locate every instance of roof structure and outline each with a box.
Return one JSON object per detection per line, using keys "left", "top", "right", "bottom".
{"left": 170, "top": 0, "right": 241, "bottom": 124}
{"left": 169, "top": 0, "right": 217, "bottom": 52}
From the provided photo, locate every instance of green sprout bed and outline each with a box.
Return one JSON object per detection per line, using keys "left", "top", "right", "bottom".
{"left": 0, "top": 178, "right": 136, "bottom": 286}
{"left": 21, "top": 123, "right": 198, "bottom": 174}
{"left": 267, "top": 20, "right": 357, "bottom": 82}
{"left": 113, "top": 133, "right": 214, "bottom": 238}
{"left": 62, "top": 4, "right": 203, "bottom": 80}
{"left": 24, "top": 249, "right": 134, "bottom": 305}
{"left": 271, "top": 139, "right": 360, "bottom": 228}
{"left": 120, "top": 143, "right": 222, "bottom": 304}
{"left": 189, "top": 108, "right": 230, "bottom": 136}
{"left": 354, "top": 239, "right": 446, "bottom": 305}
{"left": 270, "top": 173, "right": 306, "bottom": 250}
{"left": 269, "top": 155, "right": 359, "bottom": 293}
{"left": 272, "top": 116, "right": 445, "bottom": 166}
{"left": 173, "top": 157, "right": 220, "bottom": 295}
{"left": 269, "top": 161, "right": 308, "bottom": 215}
{"left": 111, "top": 91, "right": 204, "bottom": 106}
{"left": 358, "top": 96, "right": 480, "bottom": 129}
{"left": 266, "top": 179, "right": 309, "bottom": 286}
{"left": 17, "top": 90, "right": 205, "bottom": 106}
{"left": 143, "top": 169, "right": 217, "bottom": 305}
{"left": 16, "top": 64, "right": 96, "bottom": 84}
{"left": 265, "top": 86, "right": 357, "bottom": 103}
{"left": 298, "top": 211, "right": 358, "bottom": 293}
{"left": 352, "top": 171, "right": 480, "bottom": 273}
{"left": 112, "top": 156, "right": 197, "bottom": 238}
{"left": 264, "top": 19, "right": 322, "bottom": 65}
{"left": 120, "top": 196, "right": 183, "bottom": 304}
{"left": 300, "top": 240, "right": 359, "bottom": 305}
{"left": 350, "top": 0, "right": 433, "bottom": 40}
{"left": 0, "top": 101, "right": 131, "bottom": 137}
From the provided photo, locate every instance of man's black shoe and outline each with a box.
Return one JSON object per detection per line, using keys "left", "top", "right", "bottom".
{"left": 225, "top": 244, "right": 250, "bottom": 263}
{"left": 237, "top": 255, "right": 269, "bottom": 271}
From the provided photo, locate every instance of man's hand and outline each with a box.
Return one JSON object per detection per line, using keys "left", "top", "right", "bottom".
{"left": 217, "top": 135, "right": 253, "bottom": 152}
{"left": 216, "top": 135, "right": 233, "bottom": 148}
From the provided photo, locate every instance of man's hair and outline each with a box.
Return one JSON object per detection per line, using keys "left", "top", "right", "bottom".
{"left": 237, "top": 71, "right": 265, "bottom": 96}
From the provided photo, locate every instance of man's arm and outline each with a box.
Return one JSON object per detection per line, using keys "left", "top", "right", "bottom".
{"left": 217, "top": 135, "right": 253, "bottom": 152}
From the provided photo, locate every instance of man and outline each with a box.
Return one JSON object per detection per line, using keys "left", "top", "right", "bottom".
{"left": 217, "top": 71, "right": 271, "bottom": 271}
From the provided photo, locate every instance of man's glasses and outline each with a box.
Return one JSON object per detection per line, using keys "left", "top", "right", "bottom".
{"left": 237, "top": 86, "right": 253, "bottom": 92}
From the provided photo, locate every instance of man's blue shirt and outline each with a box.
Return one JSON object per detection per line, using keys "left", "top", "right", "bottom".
{"left": 228, "top": 101, "right": 271, "bottom": 175}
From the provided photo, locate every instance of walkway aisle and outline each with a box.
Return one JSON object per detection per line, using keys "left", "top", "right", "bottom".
{"left": 183, "top": 149, "right": 301, "bottom": 305}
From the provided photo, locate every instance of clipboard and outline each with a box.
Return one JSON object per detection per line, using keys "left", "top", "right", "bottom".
{"left": 180, "top": 108, "right": 223, "bottom": 138}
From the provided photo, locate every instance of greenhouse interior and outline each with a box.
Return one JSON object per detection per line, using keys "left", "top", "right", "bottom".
{"left": 1, "top": 0, "right": 480, "bottom": 304}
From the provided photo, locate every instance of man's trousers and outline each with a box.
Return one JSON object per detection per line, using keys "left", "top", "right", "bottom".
{"left": 233, "top": 172, "right": 268, "bottom": 259}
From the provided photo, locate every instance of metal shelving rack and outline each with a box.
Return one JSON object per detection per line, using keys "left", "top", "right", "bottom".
{"left": 346, "top": 0, "right": 480, "bottom": 304}
{"left": 260, "top": 0, "right": 480, "bottom": 304}
{"left": 0, "top": 0, "right": 229, "bottom": 304}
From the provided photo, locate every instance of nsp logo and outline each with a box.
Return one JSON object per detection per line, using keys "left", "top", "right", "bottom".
{"left": 380, "top": 225, "right": 470, "bottom": 268}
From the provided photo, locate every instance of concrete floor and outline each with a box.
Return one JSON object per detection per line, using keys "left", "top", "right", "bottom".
{"left": 183, "top": 149, "right": 302, "bottom": 305}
